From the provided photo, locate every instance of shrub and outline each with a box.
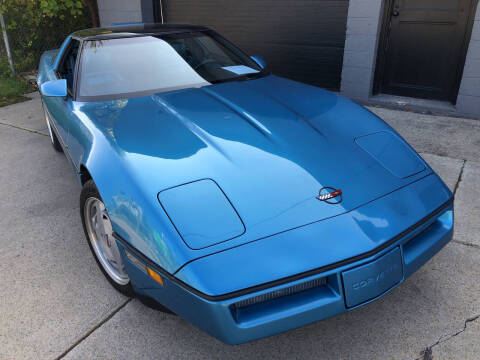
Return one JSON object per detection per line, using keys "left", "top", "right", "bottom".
{"left": 0, "top": 55, "right": 14, "bottom": 77}
{"left": 0, "top": 0, "right": 97, "bottom": 73}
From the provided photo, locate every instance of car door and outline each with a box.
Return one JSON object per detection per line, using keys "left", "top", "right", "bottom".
{"left": 44, "top": 38, "right": 82, "bottom": 170}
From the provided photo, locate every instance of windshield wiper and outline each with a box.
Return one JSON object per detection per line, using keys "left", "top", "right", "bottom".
{"left": 236, "top": 72, "right": 265, "bottom": 81}
{"left": 210, "top": 70, "right": 269, "bottom": 84}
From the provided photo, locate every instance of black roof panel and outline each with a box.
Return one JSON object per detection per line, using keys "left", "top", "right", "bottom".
{"left": 72, "top": 23, "right": 209, "bottom": 40}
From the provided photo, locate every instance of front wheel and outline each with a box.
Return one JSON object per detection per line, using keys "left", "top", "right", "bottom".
{"left": 80, "top": 180, "right": 133, "bottom": 296}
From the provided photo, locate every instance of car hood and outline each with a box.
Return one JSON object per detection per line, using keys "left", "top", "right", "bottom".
{"left": 175, "top": 173, "right": 452, "bottom": 297}
{"left": 80, "top": 75, "right": 431, "bottom": 257}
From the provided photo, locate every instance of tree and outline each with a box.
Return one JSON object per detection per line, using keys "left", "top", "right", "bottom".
{"left": 39, "top": 0, "right": 99, "bottom": 27}
{"left": 0, "top": 0, "right": 98, "bottom": 72}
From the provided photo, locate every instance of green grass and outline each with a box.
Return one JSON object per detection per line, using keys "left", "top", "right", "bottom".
{"left": 0, "top": 76, "right": 35, "bottom": 107}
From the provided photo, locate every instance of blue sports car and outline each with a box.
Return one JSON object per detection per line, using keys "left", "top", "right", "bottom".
{"left": 37, "top": 24, "right": 454, "bottom": 344}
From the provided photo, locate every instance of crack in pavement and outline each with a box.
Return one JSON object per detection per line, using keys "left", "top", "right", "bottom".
{"left": 54, "top": 298, "right": 132, "bottom": 360}
{"left": 452, "top": 240, "right": 480, "bottom": 250}
{"left": 416, "top": 314, "right": 480, "bottom": 360}
{"left": 453, "top": 160, "right": 466, "bottom": 196}
{"left": 0, "top": 121, "right": 48, "bottom": 136}
{"left": 421, "top": 152, "right": 468, "bottom": 162}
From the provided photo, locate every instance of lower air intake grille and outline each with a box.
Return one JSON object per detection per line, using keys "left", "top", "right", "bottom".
{"left": 234, "top": 277, "right": 327, "bottom": 309}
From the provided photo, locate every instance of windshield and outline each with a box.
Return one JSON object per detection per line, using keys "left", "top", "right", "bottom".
{"left": 78, "top": 31, "right": 265, "bottom": 100}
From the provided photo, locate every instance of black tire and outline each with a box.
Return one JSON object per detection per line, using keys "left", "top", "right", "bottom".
{"left": 80, "top": 179, "right": 134, "bottom": 297}
{"left": 136, "top": 294, "right": 176, "bottom": 314}
{"left": 42, "top": 101, "right": 63, "bottom": 153}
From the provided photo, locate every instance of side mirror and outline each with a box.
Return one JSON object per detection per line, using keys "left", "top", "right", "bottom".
{"left": 40, "top": 79, "right": 67, "bottom": 97}
{"left": 251, "top": 55, "right": 266, "bottom": 69}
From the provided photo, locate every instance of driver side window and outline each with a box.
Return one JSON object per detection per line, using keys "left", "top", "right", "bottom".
{"left": 58, "top": 39, "right": 80, "bottom": 94}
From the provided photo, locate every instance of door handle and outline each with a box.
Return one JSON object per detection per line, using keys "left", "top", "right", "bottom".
{"left": 392, "top": 10, "right": 400, "bottom": 16}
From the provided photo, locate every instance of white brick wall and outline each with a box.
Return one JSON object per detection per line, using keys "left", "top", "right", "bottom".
{"left": 340, "top": 0, "right": 384, "bottom": 101}
{"left": 457, "top": 2, "right": 480, "bottom": 117}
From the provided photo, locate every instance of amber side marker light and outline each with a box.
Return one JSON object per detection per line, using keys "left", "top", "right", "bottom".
{"left": 147, "top": 267, "right": 164, "bottom": 286}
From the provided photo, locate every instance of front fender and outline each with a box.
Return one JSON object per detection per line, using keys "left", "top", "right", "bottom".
{"left": 74, "top": 103, "right": 187, "bottom": 275}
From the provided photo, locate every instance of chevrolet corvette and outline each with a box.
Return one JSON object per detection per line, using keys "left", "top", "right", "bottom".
{"left": 37, "top": 24, "right": 454, "bottom": 344}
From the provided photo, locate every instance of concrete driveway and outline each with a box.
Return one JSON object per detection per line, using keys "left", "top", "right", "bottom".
{"left": 1, "top": 93, "right": 479, "bottom": 360}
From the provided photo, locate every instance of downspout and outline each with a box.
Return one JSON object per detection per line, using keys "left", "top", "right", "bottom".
{"left": 159, "top": 0, "right": 164, "bottom": 24}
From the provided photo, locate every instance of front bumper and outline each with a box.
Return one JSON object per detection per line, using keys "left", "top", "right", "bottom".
{"left": 116, "top": 199, "right": 453, "bottom": 344}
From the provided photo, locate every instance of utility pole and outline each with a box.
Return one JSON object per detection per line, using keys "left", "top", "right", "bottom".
{"left": 0, "top": 12, "right": 15, "bottom": 75}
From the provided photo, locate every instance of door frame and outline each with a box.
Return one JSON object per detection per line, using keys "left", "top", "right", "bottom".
{"left": 373, "top": 0, "right": 479, "bottom": 104}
